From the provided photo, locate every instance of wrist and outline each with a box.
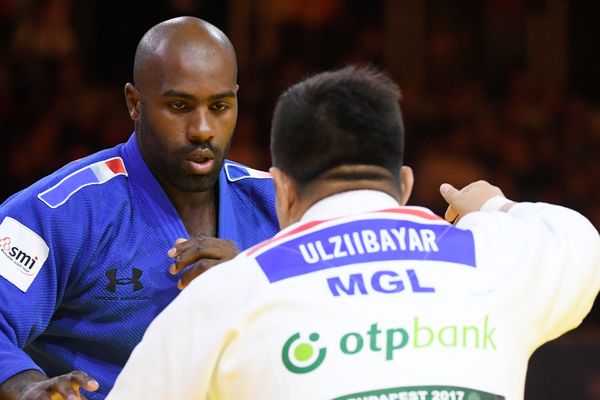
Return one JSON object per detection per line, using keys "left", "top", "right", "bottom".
{"left": 0, "top": 370, "right": 47, "bottom": 400}
{"left": 480, "top": 195, "right": 514, "bottom": 212}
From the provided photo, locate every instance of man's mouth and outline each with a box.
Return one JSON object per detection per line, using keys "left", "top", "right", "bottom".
{"left": 185, "top": 151, "right": 215, "bottom": 175}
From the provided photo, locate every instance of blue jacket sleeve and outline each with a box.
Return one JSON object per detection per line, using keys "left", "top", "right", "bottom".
{"left": 0, "top": 191, "right": 77, "bottom": 383}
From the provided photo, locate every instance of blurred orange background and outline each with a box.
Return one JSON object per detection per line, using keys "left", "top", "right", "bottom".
{"left": 0, "top": 1, "right": 598, "bottom": 398}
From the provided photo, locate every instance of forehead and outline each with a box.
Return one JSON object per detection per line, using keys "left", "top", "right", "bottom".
{"left": 147, "top": 42, "right": 237, "bottom": 97}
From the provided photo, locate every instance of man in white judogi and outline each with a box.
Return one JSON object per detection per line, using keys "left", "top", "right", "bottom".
{"left": 108, "top": 65, "right": 600, "bottom": 400}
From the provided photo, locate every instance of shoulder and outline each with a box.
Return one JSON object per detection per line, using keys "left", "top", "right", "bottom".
{"left": 223, "top": 160, "right": 272, "bottom": 183}
{"left": 3, "top": 145, "right": 128, "bottom": 211}
{"left": 0, "top": 145, "right": 131, "bottom": 243}
{"left": 221, "top": 160, "right": 275, "bottom": 203}
{"left": 37, "top": 153, "right": 128, "bottom": 209}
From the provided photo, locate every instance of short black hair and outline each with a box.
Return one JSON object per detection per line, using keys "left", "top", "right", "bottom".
{"left": 270, "top": 65, "right": 404, "bottom": 187}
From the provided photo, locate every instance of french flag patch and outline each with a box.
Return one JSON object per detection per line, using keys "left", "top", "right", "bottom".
{"left": 38, "top": 157, "right": 128, "bottom": 208}
{"left": 224, "top": 162, "right": 271, "bottom": 182}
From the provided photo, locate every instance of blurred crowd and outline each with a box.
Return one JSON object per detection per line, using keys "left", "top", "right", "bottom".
{"left": 0, "top": 0, "right": 599, "bottom": 397}
{"left": 1, "top": 0, "right": 599, "bottom": 228}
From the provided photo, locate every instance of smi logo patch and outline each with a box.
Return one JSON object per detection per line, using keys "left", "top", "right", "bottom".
{"left": 0, "top": 217, "right": 49, "bottom": 292}
{"left": 0, "top": 236, "right": 39, "bottom": 271}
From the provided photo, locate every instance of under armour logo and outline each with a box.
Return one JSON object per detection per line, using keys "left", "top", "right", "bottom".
{"left": 105, "top": 268, "right": 143, "bottom": 293}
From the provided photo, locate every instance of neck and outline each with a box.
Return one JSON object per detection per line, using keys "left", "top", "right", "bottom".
{"left": 295, "top": 165, "right": 402, "bottom": 221}
{"left": 165, "top": 186, "right": 217, "bottom": 237}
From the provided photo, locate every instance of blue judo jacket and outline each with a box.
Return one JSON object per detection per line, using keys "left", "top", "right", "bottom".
{"left": 0, "top": 133, "right": 279, "bottom": 399}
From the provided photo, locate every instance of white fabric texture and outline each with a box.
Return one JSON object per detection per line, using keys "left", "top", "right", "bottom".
{"left": 107, "top": 190, "right": 600, "bottom": 400}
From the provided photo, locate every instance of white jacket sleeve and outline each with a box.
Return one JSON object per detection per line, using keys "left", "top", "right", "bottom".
{"left": 459, "top": 202, "right": 600, "bottom": 343}
{"left": 106, "top": 259, "right": 247, "bottom": 400}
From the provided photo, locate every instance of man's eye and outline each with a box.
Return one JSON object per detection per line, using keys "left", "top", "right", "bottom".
{"left": 210, "top": 103, "right": 229, "bottom": 112}
{"left": 170, "top": 102, "right": 188, "bottom": 111}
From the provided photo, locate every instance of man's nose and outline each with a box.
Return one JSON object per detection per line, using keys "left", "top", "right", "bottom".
{"left": 187, "top": 108, "right": 213, "bottom": 143}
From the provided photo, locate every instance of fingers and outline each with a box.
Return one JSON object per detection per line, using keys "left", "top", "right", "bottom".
{"left": 440, "top": 184, "right": 460, "bottom": 223}
{"left": 168, "top": 236, "right": 239, "bottom": 275}
{"left": 68, "top": 371, "right": 99, "bottom": 393}
{"left": 20, "top": 371, "right": 98, "bottom": 400}
{"left": 439, "top": 180, "right": 506, "bottom": 223}
{"left": 171, "top": 237, "right": 238, "bottom": 265}
{"left": 168, "top": 236, "right": 212, "bottom": 274}
{"left": 439, "top": 183, "right": 460, "bottom": 206}
{"left": 444, "top": 205, "right": 459, "bottom": 224}
{"left": 167, "top": 238, "right": 188, "bottom": 259}
{"left": 167, "top": 236, "right": 241, "bottom": 289}
{"left": 52, "top": 371, "right": 98, "bottom": 400}
{"left": 47, "top": 380, "right": 78, "bottom": 400}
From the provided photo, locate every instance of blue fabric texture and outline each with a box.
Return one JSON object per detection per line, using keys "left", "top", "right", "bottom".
{"left": 0, "top": 133, "right": 278, "bottom": 399}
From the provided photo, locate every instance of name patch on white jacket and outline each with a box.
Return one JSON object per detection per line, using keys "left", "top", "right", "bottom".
{"left": 256, "top": 219, "right": 475, "bottom": 283}
{"left": 0, "top": 217, "right": 49, "bottom": 292}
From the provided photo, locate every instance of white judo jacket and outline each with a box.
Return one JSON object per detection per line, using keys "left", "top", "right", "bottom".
{"left": 108, "top": 190, "right": 600, "bottom": 400}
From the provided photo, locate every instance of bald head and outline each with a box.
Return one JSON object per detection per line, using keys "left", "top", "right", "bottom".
{"left": 133, "top": 16, "right": 237, "bottom": 89}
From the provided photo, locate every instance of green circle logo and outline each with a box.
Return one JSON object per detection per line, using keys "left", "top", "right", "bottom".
{"left": 294, "top": 343, "right": 314, "bottom": 361}
{"left": 282, "top": 332, "right": 327, "bottom": 374}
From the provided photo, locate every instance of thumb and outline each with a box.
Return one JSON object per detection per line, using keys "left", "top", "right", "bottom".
{"left": 439, "top": 183, "right": 459, "bottom": 205}
{"left": 83, "top": 378, "right": 99, "bottom": 392}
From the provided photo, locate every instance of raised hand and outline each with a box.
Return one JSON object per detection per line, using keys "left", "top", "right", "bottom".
{"left": 168, "top": 236, "right": 240, "bottom": 289}
{"left": 439, "top": 180, "right": 514, "bottom": 224}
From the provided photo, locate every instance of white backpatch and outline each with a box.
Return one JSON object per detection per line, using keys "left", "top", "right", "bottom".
{"left": 0, "top": 217, "right": 49, "bottom": 292}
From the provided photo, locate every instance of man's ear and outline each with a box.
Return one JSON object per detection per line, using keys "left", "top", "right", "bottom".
{"left": 399, "top": 165, "right": 414, "bottom": 206}
{"left": 269, "top": 167, "right": 298, "bottom": 229}
{"left": 124, "top": 83, "right": 141, "bottom": 120}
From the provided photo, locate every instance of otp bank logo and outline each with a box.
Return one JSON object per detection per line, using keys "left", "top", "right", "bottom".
{"left": 0, "top": 236, "right": 38, "bottom": 271}
{"left": 282, "top": 316, "right": 497, "bottom": 374}
{"left": 282, "top": 332, "right": 327, "bottom": 374}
